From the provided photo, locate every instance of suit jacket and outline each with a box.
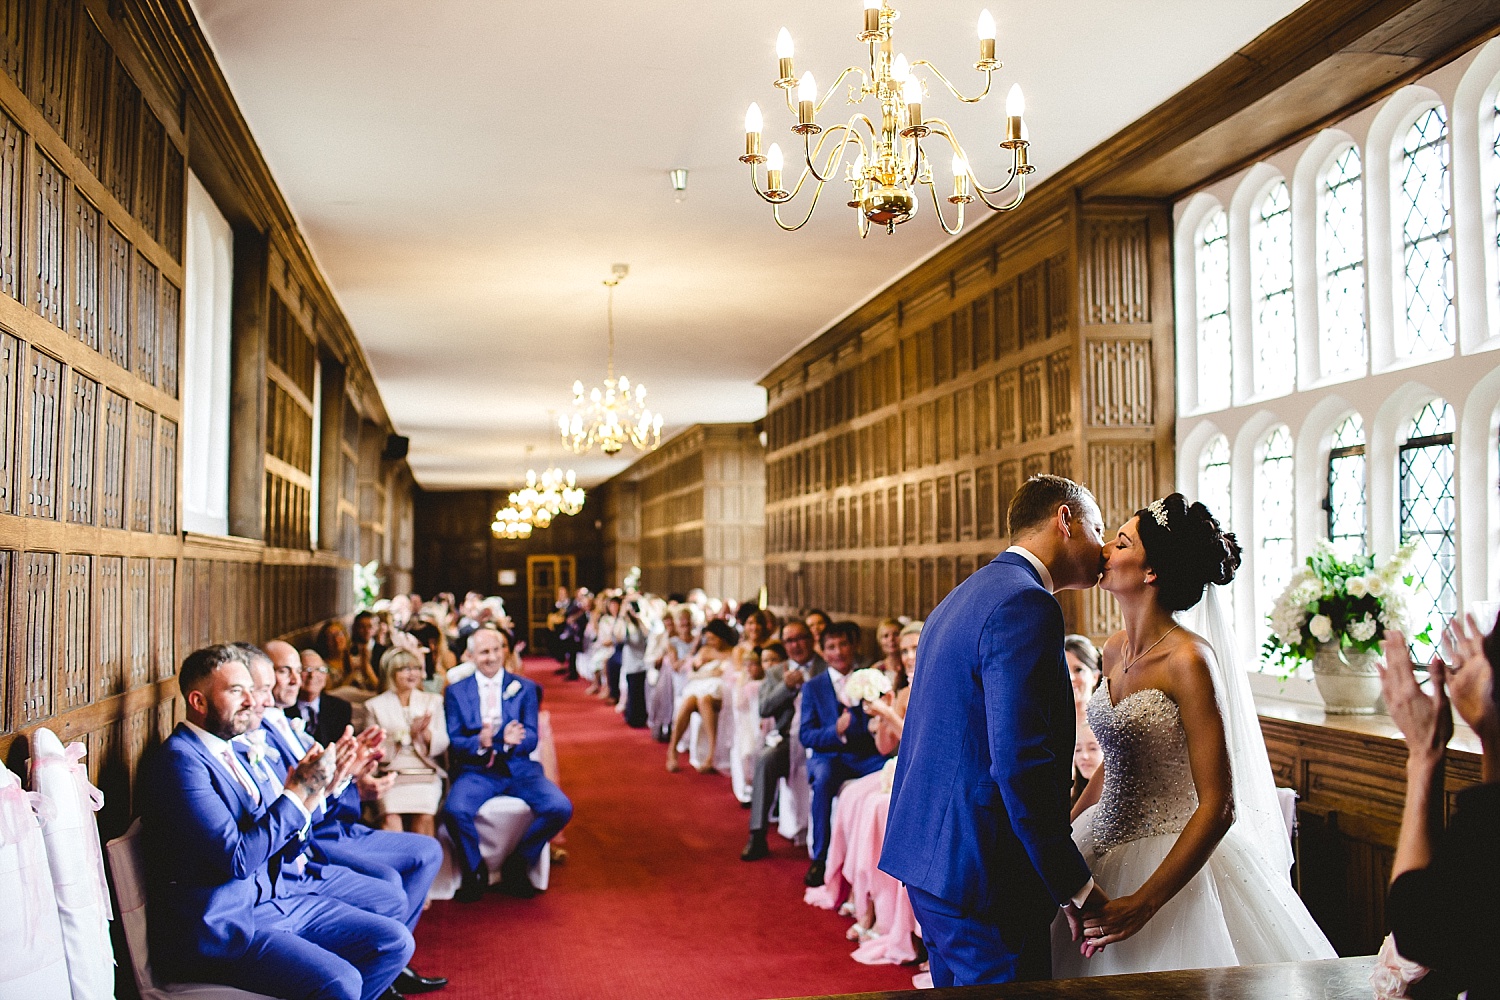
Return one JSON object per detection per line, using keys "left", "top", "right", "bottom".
{"left": 880, "top": 551, "right": 1089, "bottom": 920}
{"left": 798, "top": 667, "right": 881, "bottom": 761}
{"left": 286, "top": 693, "right": 352, "bottom": 746}
{"left": 254, "top": 717, "right": 365, "bottom": 845}
{"left": 444, "top": 671, "right": 542, "bottom": 777}
{"left": 759, "top": 654, "right": 826, "bottom": 736}
{"left": 136, "top": 724, "right": 308, "bottom": 970}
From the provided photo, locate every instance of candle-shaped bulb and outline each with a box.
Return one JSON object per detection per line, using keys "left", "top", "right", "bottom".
{"left": 1021, "top": 121, "right": 1029, "bottom": 141}
{"left": 854, "top": 151, "right": 866, "bottom": 173}
{"left": 977, "top": 8, "right": 996, "bottom": 40}
{"left": 767, "top": 143, "right": 784, "bottom": 172}
{"left": 952, "top": 153, "right": 967, "bottom": 177}
{"left": 1006, "top": 83, "right": 1025, "bottom": 117}
{"left": 745, "top": 102, "right": 762, "bottom": 133}
{"left": 776, "top": 27, "right": 794, "bottom": 59}
{"left": 864, "top": 0, "right": 880, "bottom": 8}
{"left": 892, "top": 52, "right": 909, "bottom": 82}
{"left": 798, "top": 71, "right": 816, "bottom": 103}
{"left": 902, "top": 75, "right": 922, "bottom": 107}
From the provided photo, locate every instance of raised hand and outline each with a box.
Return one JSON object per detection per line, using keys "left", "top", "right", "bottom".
{"left": 1378, "top": 630, "right": 1452, "bottom": 769}
{"left": 286, "top": 742, "right": 336, "bottom": 805}
{"left": 1440, "top": 614, "right": 1500, "bottom": 743}
{"left": 502, "top": 720, "right": 526, "bottom": 748}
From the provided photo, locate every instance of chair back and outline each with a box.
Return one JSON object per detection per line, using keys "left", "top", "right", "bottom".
{"left": 104, "top": 818, "right": 158, "bottom": 996}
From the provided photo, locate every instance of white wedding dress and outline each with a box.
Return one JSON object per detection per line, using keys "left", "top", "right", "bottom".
{"left": 1051, "top": 588, "right": 1336, "bottom": 977}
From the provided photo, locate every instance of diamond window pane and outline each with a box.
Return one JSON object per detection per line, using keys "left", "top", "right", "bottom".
{"left": 1400, "top": 400, "right": 1456, "bottom": 663}
{"left": 1196, "top": 210, "right": 1231, "bottom": 411}
{"left": 1252, "top": 181, "right": 1295, "bottom": 397}
{"left": 1327, "top": 415, "right": 1366, "bottom": 559}
{"left": 1199, "top": 434, "right": 1231, "bottom": 530}
{"left": 1256, "top": 427, "right": 1296, "bottom": 662}
{"left": 1399, "top": 107, "right": 1454, "bottom": 358}
{"left": 1320, "top": 146, "right": 1366, "bottom": 378}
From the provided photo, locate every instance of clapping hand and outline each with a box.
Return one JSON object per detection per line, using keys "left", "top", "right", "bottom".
{"left": 1441, "top": 615, "right": 1500, "bottom": 743}
{"left": 835, "top": 709, "right": 853, "bottom": 737}
{"left": 478, "top": 722, "right": 495, "bottom": 750}
{"left": 502, "top": 720, "right": 526, "bottom": 748}
{"left": 285, "top": 742, "right": 337, "bottom": 806}
{"left": 1378, "top": 630, "right": 1452, "bottom": 771}
{"left": 410, "top": 712, "right": 432, "bottom": 741}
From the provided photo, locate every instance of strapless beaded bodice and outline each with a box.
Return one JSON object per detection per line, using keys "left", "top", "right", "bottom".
{"left": 1084, "top": 682, "right": 1198, "bottom": 855}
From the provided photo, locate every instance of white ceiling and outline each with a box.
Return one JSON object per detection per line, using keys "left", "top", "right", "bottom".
{"left": 189, "top": 0, "right": 1305, "bottom": 489}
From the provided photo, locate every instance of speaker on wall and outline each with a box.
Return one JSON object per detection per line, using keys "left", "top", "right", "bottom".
{"left": 383, "top": 434, "right": 410, "bottom": 461}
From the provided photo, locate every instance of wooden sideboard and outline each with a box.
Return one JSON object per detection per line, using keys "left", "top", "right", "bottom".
{"left": 1259, "top": 703, "right": 1484, "bottom": 955}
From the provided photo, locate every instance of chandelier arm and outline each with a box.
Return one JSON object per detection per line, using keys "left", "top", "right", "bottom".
{"left": 803, "top": 125, "right": 863, "bottom": 184}
{"left": 927, "top": 121, "right": 1022, "bottom": 195}
{"left": 927, "top": 180, "right": 965, "bottom": 236}
{"left": 771, "top": 172, "right": 834, "bottom": 232}
{"left": 750, "top": 161, "right": 790, "bottom": 204}
{"left": 908, "top": 61, "right": 994, "bottom": 104}
{"left": 815, "top": 67, "right": 869, "bottom": 113}
{"left": 974, "top": 170, "right": 1027, "bottom": 212}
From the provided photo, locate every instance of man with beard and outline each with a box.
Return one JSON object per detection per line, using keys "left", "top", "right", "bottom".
{"left": 137, "top": 644, "right": 413, "bottom": 1000}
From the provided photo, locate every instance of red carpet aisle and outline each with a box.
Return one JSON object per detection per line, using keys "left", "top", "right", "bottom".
{"left": 410, "top": 659, "right": 916, "bottom": 1000}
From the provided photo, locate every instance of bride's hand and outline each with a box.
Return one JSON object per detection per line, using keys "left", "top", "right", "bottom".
{"left": 1081, "top": 893, "right": 1158, "bottom": 953}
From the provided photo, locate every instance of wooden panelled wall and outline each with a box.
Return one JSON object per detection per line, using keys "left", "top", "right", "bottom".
{"left": 0, "top": 0, "right": 411, "bottom": 839}
{"left": 762, "top": 203, "right": 1173, "bottom": 638}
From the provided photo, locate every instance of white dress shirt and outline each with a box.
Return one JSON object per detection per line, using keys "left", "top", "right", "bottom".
{"left": 185, "top": 720, "right": 310, "bottom": 825}
{"left": 475, "top": 670, "right": 507, "bottom": 728}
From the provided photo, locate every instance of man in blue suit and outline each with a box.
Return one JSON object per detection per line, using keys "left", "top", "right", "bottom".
{"left": 881, "top": 474, "right": 1111, "bottom": 985}
{"left": 441, "top": 627, "right": 573, "bottom": 902}
{"left": 137, "top": 644, "right": 413, "bottom": 1000}
{"left": 799, "top": 620, "right": 888, "bottom": 888}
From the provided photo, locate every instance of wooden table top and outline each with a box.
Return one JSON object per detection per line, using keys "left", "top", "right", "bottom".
{"left": 780, "top": 957, "right": 1377, "bottom": 999}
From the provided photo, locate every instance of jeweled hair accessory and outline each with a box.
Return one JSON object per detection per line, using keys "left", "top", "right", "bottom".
{"left": 1146, "top": 498, "right": 1170, "bottom": 528}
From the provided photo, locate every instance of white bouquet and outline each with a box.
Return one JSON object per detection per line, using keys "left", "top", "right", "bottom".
{"left": 842, "top": 667, "right": 893, "bottom": 706}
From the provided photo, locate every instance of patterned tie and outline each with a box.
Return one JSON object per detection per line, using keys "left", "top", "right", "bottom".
{"left": 481, "top": 680, "right": 500, "bottom": 725}
{"left": 222, "top": 748, "right": 260, "bottom": 803}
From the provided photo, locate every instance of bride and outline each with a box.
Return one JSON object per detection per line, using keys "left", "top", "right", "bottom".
{"left": 1051, "top": 493, "right": 1335, "bottom": 976}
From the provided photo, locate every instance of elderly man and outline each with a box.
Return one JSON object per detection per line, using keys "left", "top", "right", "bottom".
{"left": 741, "top": 618, "right": 826, "bottom": 861}
{"left": 137, "top": 645, "right": 412, "bottom": 1000}
{"left": 441, "top": 627, "right": 572, "bottom": 902}
{"left": 292, "top": 649, "right": 354, "bottom": 744}
{"left": 259, "top": 642, "right": 445, "bottom": 995}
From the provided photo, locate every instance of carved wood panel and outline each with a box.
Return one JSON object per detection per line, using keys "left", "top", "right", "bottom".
{"left": 67, "top": 371, "right": 96, "bottom": 523}
{"left": 1050, "top": 446, "right": 1074, "bottom": 480}
{"left": 1047, "top": 350, "right": 1073, "bottom": 434}
{"left": 72, "top": 194, "right": 99, "bottom": 349}
{"left": 133, "top": 252, "right": 156, "bottom": 384}
{"left": 1047, "top": 253, "right": 1070, "bottom": 336}
{"left": 995, "top": 282, "right": 1017, "bottom": 356}
{"left": 104, "top": 224, "right": 129, "bottom": 368}
{"left": 0, "top": 0, "right": 23, "bottom": 90}
{"left": 26, "top": 0, "right": 71, "bottom": 136}
{"left": 99, "top": 387, "right": 125, "bottom": 528}
{"left": 0, "top": 332, "right": 17, "bottom": 515}
{"left": 60, "top": 553, "right": 90, "bottom": 711}
{"left": 33, "top": 151, "right": 66, "bottom": 327}
{"left": 1019, "top": 360, "right": 1044, "bottom": 441}
{"left": 997, "top": 370, "right": 1018, "bottom": 446}
{"left": 158, "top": 278, "right": 178, "bottom": 397}
{"left": 104, "top": 61, "right": 138, "bottom": 211}
{"left": 126, "top": 556, "right": 149, "bottom": 689}
{"left": 154, "top": 558, "right": 173, "bottom": 680}
{"left": 0, "top": 109, "right": 22, "bottom": 303}
{"left": 976, "top": 465, "right": 995, "bottom": 539}
{"left": 134, "top": 108, "right": 163, "bottom": 240}
{"left": 130, "top": 404, "right": 152, "bottom": 532}
{"left": 1085, "top": 339, "right": 1155, "bottom": 428}
{"left": 160, "top": 142, "right": 183, "bottom": 260}
{"left": 25, "top": 349, "right": 61, "bottom": 519}
{"left": 1084, "top": 217, "right": 1150, "bottom": 325}
{"left": 1085, "top": 442, "right": 1157, "bottom": 635}
{"left": 96, "top": 554, "right": 122, "bottom": 698}
{"left": 69, "top": 11, "right": 108, "bottom": 179}
{"left": 1018, "top": 267, "right": 1043, "bottom": 348}
{"left": 20, "top": 551, "right": 54, "bottom": 725}
{"left": 156, "top": 416, "right": 175, "bottom": 533}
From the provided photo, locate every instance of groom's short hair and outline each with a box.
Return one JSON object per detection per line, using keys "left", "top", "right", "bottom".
{"left": 1008, "top": 474, "right": 1096, "bottom": 536}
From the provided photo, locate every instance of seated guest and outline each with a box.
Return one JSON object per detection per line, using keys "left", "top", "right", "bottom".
{"left": 805, "top": 609, "right": 830, "bottom": 650}
{"left": 291, "top": 649, "right": 353, "bottom": 745}
{"left": 875, "top": 619, "right": 905, "bottom": 692}
{"left": 645, "top": 602, "right": 678, "bottom": 740}
{"left": 665, "top": 618, "right": 739, "bottom": 774}
{"left": 443, "top": 627, "right": 573, "bottom": 903}
{"left": 742, "top": 618, "right": 825, "bottom": 860}
{"left": 800, "top": 621, "right": 888, "bottom": 888}
{"left": 138, "top": 645, "right": 413, "bottom": 1000}
{"left": 314, "top": 620, "right": 356, "bottom": 690}
{"left": 363, "top": 646, "right": 449, "bottom": 837}
{"left": 1381, "top": 617, "right": 1499, "bottom": 999}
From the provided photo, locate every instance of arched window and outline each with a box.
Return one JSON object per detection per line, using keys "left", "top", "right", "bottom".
{"left": 1325, "top": 415, "right": 1366, "bottom": 557}
{"left": 1399, "top": 107, "right": 1454, "bottom": 357}
{"left": 1399, "top": 400, "right": 1456, "bottom": 660}
{"left": 1196, "top": 210, "right": 1232, "bottom": 410}
{"left": 1493, "top": 91, "right": 1500, "bottom": 300}
{"left": 1256, "top": 427, "right": 1296, "bottom": 653}
{"left": 1199, "top": 433, "right": 1232, "bottom": 527}
{"left": 1252, "top": 181, "right": 1295, "bottom": 397}
{"left": 1320, "top": 147, "right": 1366, "bottom": 377}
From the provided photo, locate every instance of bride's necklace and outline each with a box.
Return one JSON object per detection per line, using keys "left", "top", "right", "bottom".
{"left": 1122, "top": 624, "right": 1179, "bottom": 675}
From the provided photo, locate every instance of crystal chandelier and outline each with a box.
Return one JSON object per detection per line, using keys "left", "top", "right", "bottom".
{"left": 491, "top": 506, "right": 533, "bottom": 539}
{"left": 511, "top": 466, "right": 586, "bottom": 519}
{"left": 739, "top": 4, "right": 1033, "bottom": 237}
{"left": 559, "top": 265, "right": 664, "bottom": 456}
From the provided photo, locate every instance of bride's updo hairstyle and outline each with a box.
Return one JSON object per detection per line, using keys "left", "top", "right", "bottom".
{"left": 1134, "top": 493, "right": 1242, "bottom": 612}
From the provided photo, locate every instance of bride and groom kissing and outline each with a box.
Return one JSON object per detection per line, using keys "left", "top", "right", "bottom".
{"left": 879, "top": 474, "right": 1335, "bottom": 986}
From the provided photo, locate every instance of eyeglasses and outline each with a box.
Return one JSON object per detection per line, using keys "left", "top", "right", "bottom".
{"left": 304, "top": 666, "right": 330, "bottom": 675}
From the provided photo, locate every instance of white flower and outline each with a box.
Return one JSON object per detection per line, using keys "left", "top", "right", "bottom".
{"left": 1309, "top": 614, "right": 1334, "bottom": 643}
{"left": 1349, "top": 614, "right": 1378, "bottom": 642}
{"left": 1288, "top": 628, "right": 1303, "bottom": 645}
{"left": 1364, "top": 575, "right": 1386, "bottom": 598}
{"left": 1346, "top": 576, "right": 1368, "bottom": 598}
{"left": 842, "top": 667, "right": 893, "bottom": 705}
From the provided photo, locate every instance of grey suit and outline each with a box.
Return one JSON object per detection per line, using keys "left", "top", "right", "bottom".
{"left": 749, "top": 654, "right": 827, "bottom": 833}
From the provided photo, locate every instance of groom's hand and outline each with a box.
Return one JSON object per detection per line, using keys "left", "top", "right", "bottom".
{"left": 1064, "top": 884, "right": 1110, "bottom": 943}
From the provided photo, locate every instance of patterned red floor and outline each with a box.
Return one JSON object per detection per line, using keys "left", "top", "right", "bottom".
{"left": 409, "top": 659, "right": 916, "bottom": 999}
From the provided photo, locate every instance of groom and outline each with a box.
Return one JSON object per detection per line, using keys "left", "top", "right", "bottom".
{"left": 882, "top": 474, "right": 1109, "bottom": 984}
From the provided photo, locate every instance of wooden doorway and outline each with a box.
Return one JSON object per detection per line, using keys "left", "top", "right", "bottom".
{"left": 527, "top": 555, "right": 576, "bottom": 652}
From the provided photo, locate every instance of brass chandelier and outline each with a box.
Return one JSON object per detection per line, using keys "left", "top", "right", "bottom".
{"left": 510, "top": 466, "right": 586, "bottom": 521}
{"left": 739, "top": 4, "right": 1033, "bottom": 237}
{"left": 559, "top": 265, "right": 664, "bottom": 456}
{"left": 491, "top": 506, "right": 532, "bottom": 540}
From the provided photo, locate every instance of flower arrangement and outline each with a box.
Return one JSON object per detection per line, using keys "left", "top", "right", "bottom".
{"left": 842, "top": 667, "right": 893, "bottom": 705}
{"left": 353, "top": 560, "right": 382, "bottom": 612}
{"left": 1263, "top": 540, "right": 1422, "bottom": 675}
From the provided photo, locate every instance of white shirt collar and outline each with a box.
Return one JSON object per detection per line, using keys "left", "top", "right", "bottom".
{"left": 1006, "top": 545, "right": 1055, "bottom": 593}
{"left": 184, "top": 719, "right": 236, "bottom": 757}
{"left": 476, "top": 670, "right": 505, "bottom": 688}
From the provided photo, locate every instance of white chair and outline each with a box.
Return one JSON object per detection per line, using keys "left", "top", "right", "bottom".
{"left": 104, "top": 819, "right": 278, "bottom": 1000}
{"left": 775, "top": 718, "right": 812, "bottom": 846}
{"left": 428, "top": 797, "right": 551, "bottom": 899}
{"left": 682, "top": 708, "right": 734, "bottom": 775}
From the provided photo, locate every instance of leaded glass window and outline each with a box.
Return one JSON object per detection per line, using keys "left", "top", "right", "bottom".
{"left": 1399, "top": 106, "right": 1454, "bottom": 357}
{"left": 1256, "top": 427, "right": 1296, "bottom": 656}
{"left": 1321, "top": 146, "right": 1366, "bottom": 377}
{"left": 1199, "top": 434, "right": 1232, "bottom": 529}
{"left": 1252, "top": 181, "right": 1295, "bottom": 397}
{"left": 1196, "top": 209, "right": 1232, "bottom": 410}
{"left": 1325, "top": 415, "right": 1366, "bottom": 558}
{"left": 1399, "top": 400, "right": 1456, "bottom": 661}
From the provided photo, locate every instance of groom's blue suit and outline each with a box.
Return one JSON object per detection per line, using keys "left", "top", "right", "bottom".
{"left": 880, "top": 550, "right": 1090, "bottom": 985}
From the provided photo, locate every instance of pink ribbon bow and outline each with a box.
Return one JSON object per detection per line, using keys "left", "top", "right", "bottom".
{"left": 0, "top": 779, "right": 56, "bottom": 953}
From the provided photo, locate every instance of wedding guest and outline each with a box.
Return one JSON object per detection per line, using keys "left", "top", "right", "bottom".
{"left": 805, "top": 609, "right": 830, "bottom": 650}
{"left": 645, "top": 601, "right": 676, "bottom": 740}
{"left": 666, "top": 618, "right": 739, "bottom": 774}
{"left": 314, "top": 620, "right": 359, "bottom": 689}
{"left": 1382, "top": 617, "right": 1499, "bottom": 999}
{"left": 138, "top": 645, "right": 414, "bottom": 1000}
{"left": 875, "top": 619, "right": 905, "bottom": 692}
{"left": 406, "top": 609, "right": 454, "bottom": 689}
{"left": 443, "top": 627, "right": 573, "bottom": 902}
{"left": 292, "top": 650, "right": 353, "bottom": 745}
{"left": 1071, "top": 727, "right": 1102, "bottom": 806}
{"left": 1064, "top": 634, "right": 1101, "bottom": 722}
{"left": 733, "top": 609, "right": 772, "bottom": 677}
{"left": 742, "top": 618, "right": 825, "bottom": 860}
{"left": 364, "top": 646, "right": 448, "bottom": 837}
{"left": 729, "top": 639, "right": 778, "bottom": 805}
{"left": 801, "top": 621, "right": 888, "bottom": 888}
{"left": 619, "top": 595, "right": 653, "bottom": 727}
{"left": 867, "top": 621, "right": 921, "bottom": 755}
